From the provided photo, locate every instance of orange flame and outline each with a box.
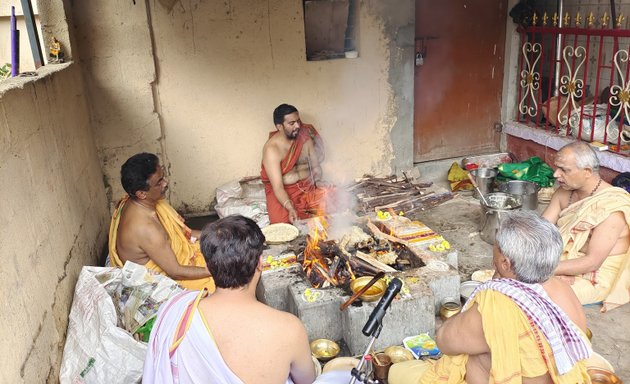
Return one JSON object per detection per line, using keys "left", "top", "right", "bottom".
{"left": 303, "top": 215, "right": 334, "bottom": 286}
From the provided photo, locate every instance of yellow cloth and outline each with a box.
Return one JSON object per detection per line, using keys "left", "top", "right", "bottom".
{"left": 109, "top": 196, "right": 215, "bottom": 292}
{"left": 388, "top": 290, "right": 590, "bottom": 384}
{"left": 557, "top": 187, "right": 630, "bottom": 311}
{"left": 447, "top": 162, "right": 474, "bottom": 192}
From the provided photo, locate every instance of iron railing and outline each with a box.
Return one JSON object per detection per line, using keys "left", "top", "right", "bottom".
{"left": 516, "top": 11, "right": 630, "bottom": 154}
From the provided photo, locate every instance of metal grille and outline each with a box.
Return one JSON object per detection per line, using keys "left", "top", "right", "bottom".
{"left": 516, "top": 10, "right": 630, "bottom": 154}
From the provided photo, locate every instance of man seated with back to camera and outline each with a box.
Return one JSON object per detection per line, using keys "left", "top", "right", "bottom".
{"left": 108, "top": 152, "right": 214, "bottom": 291}
{"left": 143, "top": 215, "right": 351, "bottom": 384}
{"left": 542, "top": 141, "right": 630, "bottom": 311}
{"left": 389, "top": 210, "right": 592, "bottom": 384}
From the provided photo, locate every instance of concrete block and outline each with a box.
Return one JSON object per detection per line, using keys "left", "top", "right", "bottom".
{"left": 415, "top": 267, "right": 461, "bottom": 314}
{"left": 256, "top": 265, "right": 302, "bottom": 312}
{"left": 287, "top": 279, "right": 345, "bottom": 342}
{"left": 445, "top": 250, "right": 458, "bottom": 269}
{"left": 341, "top": 282, "right": 435, "bottom": 355}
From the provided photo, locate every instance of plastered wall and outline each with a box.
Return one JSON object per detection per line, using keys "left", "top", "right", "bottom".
{"left": 73, "top": 0, "right": 414, "bottom": 213}
{"left": 0, "top": 64, "right": 109, "bottom": 382}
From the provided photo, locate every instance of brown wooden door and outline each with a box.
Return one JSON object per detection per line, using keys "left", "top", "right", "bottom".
{"left": 414, "top": 0, "right": 507, "bottom": 162}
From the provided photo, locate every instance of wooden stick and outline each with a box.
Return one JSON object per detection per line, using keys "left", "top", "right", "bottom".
{"left": 313, "top": 262, "right": 336, "bottom": 286}
{"left": 339, "top": 271, "right": 385, "bottom": 310}
{"left": 365, "top": 180, "right": 411, "bottom": 189}
{"left": 355, "top": 251, "right": 398, "bottom": 272}
{"left": 346, "top": 180, "right": 367, "bottom": 191}
{"left": 372, "top": 192, "right": 435, "bottom": 211}
{"left": 360, "top": 190, "right": 421, "bottom": 202}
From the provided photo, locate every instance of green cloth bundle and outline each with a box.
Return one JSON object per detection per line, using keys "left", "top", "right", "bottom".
{"left": 497, "top": 156, "right": 555, "bottom": 187}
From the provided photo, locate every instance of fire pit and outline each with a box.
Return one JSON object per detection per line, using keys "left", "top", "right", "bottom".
{"left": 298, "top": 215, "right": 426, "bottom": 290}
{"left": 255, "top": 214, "right": 460, "bottom": 355}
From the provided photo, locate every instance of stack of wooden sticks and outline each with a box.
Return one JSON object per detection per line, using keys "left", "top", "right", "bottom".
{"left": 348, "top": 174, "right": 453, "bottom": 215}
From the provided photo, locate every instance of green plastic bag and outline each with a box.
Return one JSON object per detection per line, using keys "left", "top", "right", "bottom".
{"left": 497, "top": 156, "right": 555, "bottom": 187}
{"left": 135, "top": 316, "right": 156, "bottom": 342}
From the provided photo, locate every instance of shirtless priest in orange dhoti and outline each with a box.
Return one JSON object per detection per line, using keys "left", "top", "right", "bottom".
{"left": 261, "top": 104, "right": 332, "bottom": 223}
{"left": 108, "top": 153, "right": 214, "bottom": 291}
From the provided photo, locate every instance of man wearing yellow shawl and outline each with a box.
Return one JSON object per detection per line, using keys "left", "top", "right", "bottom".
{"left": 389, "top": 211, "right": 592, "bottom": 384}
{"left": 108, "top": 153, "right": 214, "bottom": 292}
{"left": 543, "top": 141, "right": 630, "bottom": 311}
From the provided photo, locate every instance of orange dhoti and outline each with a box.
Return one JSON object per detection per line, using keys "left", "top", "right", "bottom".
{"left": 261, "top": 124, "right": 331, "bottom": 224}
{"left": 263, "top": 179, "right": 330, "bottom": 223}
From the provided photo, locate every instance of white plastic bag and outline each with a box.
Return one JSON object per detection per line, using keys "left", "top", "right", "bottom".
{"left": 569, "top": 104, "right": 630, "bottom": 144}
{"left": 59, "top": 266, "right": 147, "bottom": 384}
{"left": 215, "top": 197, "right": 269, "bottom": 227}
{"left": 240, "top": 178, "right": 266, "bottom": 201}
{"left": 215, "top": 180, "right": 242, "bottom": 205}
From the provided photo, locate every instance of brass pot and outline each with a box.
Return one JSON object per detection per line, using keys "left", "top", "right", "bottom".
{"left": 310, "top": 339, "right": 340, "bottom": 362}
{"left": 587, "top": 368, "right": 621, "bottom": 383}
{"left": 350, "top": 276, "right": 387, "bottom": 302}
{"left": 439, "top": 297, "right": 461, "bottom": 321}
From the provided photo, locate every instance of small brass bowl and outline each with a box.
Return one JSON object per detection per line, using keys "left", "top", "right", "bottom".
{"left": 588, "top": 368, "right": 621, "bottom": 384}
{"left": 310, "top": 339, "right": 340, "bottom": 362}
{"left": 350, "top": 276, "right": 387, "bottom": 302}
{"left": 383, "top": 345, "right": 414, "bottom": 363}
{"left": 439, "top": 297, "right": 462, "bottom": 321}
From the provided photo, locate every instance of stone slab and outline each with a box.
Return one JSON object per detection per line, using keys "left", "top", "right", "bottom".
{"left": 415, "top": 266, "right": 461, "bottom": 314}
{"left": 341, "top": 276, "right": 435, "bottom": 355}
{"left": 256, "top": 265, "right": 303, "bottom": 312}
{"left": 287, "top": 279, "right": 346, "bottom": 342}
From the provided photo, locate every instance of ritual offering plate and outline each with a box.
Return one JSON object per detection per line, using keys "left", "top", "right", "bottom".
{"left": 384, "top": 345, "right": 415, "bottom": 363}
{"left": 585, "top": 351, "right": 614, "bottom": 372}
{"left": 588, "top": 368, "right": 621, "bottom": 384}
{"left": 471, "top": 269, "right": 495, "bottom": 282}
{"left": 262, "top": 223, "right": 299, "bottom": 244}
{"left": 322, "top": 357, "right": 361, "bottom": 373}
{"left": 310, "top": 339, "right": 340, "bottom": 362}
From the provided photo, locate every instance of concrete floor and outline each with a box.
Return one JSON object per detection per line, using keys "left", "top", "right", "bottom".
{"left": 410, "top": 164, "right": 630, "bottom": 381}
{"left": 186, "top": 161, "right": 629, "bottom": 380}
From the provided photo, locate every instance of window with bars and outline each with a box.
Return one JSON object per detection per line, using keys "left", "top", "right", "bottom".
{"left": 515, "top": 4, "right": 630, "bottom": 155}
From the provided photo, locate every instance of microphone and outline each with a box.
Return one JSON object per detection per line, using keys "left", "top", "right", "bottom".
{"left": 362, "top": 278, "right": 403, "bottom": 336}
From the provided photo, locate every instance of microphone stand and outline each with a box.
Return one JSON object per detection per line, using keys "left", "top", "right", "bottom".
{"left": 349, "top": 323, "right": 382, "bottom": 384}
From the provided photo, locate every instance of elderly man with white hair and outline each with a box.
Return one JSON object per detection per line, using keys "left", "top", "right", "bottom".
{"left": 389, "top": 210, "right": 592, "bottom": 384}
{"left": 543, "top": 141, "right": 630, "bottom": 311}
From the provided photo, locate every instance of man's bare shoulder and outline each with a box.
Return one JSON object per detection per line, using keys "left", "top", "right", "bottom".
{"left": 543, "top": 277, "right": 586, "bottom": 328}
{"left": 543, "top": 187, "right": 570, "bottom": 222}
{"left": 257, "top": 303, "right": 306, "bottom": 332}
{"left": 263, "top": 135, "right": 282, "bottom": 157}
{"left": 118, "top": 206, "right": 167, "bottom": 251}
{"left": 551, "top": 187, "right": 571, "bottom": 201}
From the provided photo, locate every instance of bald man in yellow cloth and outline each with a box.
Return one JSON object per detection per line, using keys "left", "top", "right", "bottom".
{"left": 108, "top": 153, "right": 214, "bottom": 292}
{"left": 543, "top": 141, "right": 630, "bottom": 311}
{"left": 389, "top": 211, "right": 592, "bottom": 384}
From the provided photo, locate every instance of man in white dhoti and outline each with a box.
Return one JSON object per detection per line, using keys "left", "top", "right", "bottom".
{"left": 143, "top": 215, "right": 351, "bottom": 384}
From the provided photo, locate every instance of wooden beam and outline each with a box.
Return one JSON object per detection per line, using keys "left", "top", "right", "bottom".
{"left": 20, "top": 0, "right": 43, "bottom": 68}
